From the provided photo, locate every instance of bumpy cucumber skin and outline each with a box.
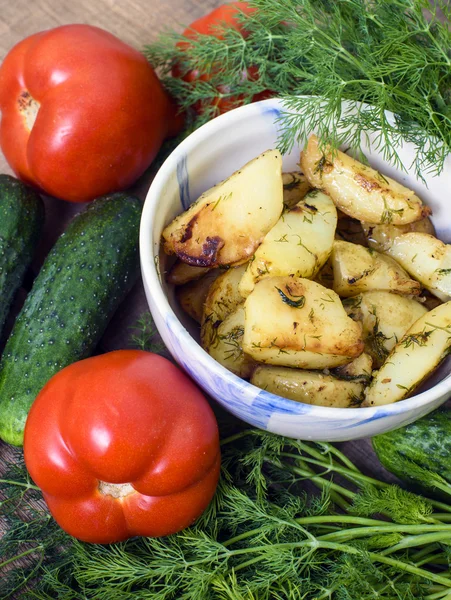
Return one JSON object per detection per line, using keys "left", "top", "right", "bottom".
{"left": 0, "top": 175, "right": 44, "bottom": 333}
{"left": 0, "top": 193, "right": 141, "bottom": 446}
{"left": 372, "top": 409, "right": 451, "bottom": 493}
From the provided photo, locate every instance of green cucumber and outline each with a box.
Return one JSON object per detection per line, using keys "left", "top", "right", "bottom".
{"left": 0, "top": 174, "right": 44, "bottom": 334}
{"left": 372, "top": 408, "right": 451, "bottom": 500}
{"left": 0, "top": 192, "right": 141, "bottom": 446}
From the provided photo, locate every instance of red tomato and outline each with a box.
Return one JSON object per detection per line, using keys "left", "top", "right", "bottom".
{"left": 0, "top": 25, "right": 180, "bottom": 203}
{"left": 174, "top": 2, "right": 272, "bottom": 115}
{"left": 23, "top": 350, "right": 220, "bottom": 544}
{"left": 183, "top": 1, "right": 256, "bottom": 36}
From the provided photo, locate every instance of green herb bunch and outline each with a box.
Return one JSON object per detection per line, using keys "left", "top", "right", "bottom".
{"left": 4, "top": 427, "right": 451, "bottom": 598}
{"left": 4, "top": 313, "right": 451, "bottom": 599}
{"left": 146, "top": 0, "right": 451, "bottom": 179}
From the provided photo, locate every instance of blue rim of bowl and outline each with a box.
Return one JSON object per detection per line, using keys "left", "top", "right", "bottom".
{"left": 140, "top": 98, "right": 451, "bottom": 422}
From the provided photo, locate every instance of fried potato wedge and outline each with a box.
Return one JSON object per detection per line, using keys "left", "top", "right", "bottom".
{"left": 201, "top": 265, "right": 247, "bottom": 348}
{"left": 331, "top": 240, "right": 421, "bottom": 297}
{"left": 386, "top": 232, "right": 451, "bottom": 302}
{"left": 242, "top": 277, "right": 364, "bottom": 369}
{"left": 176, "top": 270, "right": 222, "bottom": 323}
{"left": 343, "top": 291, "right": 428, "bottom": 368}
{"left": 282, "top": 171, "right": 311, "bottom": 208}
{"left": 251, "top": 365, "right": 366, "bottom": 407}
{"left": 362, "top": 218, "right": 436, "bottom": 253}
{"left": 300, "top": 135, "right": 430, "bottom": 225}
{"left": 364, "top": 301, "right": 451, "bottom": 406}
{"left": 162, "top": 149, "right": 283, "bottom": 267}
{"left": 167, "top": 259, "right": 211, "bottom": 285}
{"left": 205, "top": 306, "right": 256, "bottom": 378}
{"left": 239, "top": 190, "right": 337, "bottom": 297}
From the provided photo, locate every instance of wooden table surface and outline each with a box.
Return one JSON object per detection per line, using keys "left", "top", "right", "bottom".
{"left": 0, "top": 0, "right": 390, "bottom": 547}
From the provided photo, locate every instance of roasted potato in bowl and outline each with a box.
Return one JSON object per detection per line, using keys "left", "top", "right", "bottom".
{"left": 331, "top": 240, "right": 421, "bottom": 297}
{"left": 239, "top": 190, "right": 337, "bottom": 297}
{"left": 142, "top": 98, "right": 451, "bottom": 440}
{"left": 386, "top": 232, "right": 451, "bottom": 302}
{"left": 364, "top": 302, "right": 451, "bottom": 406}
{"left": 242, "top": 276, "right": 363, "bottom": 369}
{"left": 201, "top": 264, "right": 247, "bottom": 350}
{"left": 155, "top": 131, "right": 450, "bottom": 416}
{"left": 162, "top": 150, "right": 283, "bottom": 268}
{"left": 300, "top": 135, "right": 430, "bottom": 225}
{"left": 343, "top": 291, "right": 428, "bottom": 368}
{"left": 251, "top": 365, "right": 367, "bottom": 408}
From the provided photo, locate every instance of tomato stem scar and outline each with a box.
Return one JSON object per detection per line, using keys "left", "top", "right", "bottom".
{"left": 98, "top": 481, "right": 135, "bottom": 499}
{"left": 18, "top": 90, "right": 40, "bottom": 131}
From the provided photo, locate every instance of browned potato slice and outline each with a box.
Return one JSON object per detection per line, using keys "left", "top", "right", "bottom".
{"left": 362, "top": 218, "right": 436, "bottom": 253}
{"left": 343, "top": 291, "right": 428, "bottom": 368}
{"left": 282, "top": 171, "right": 311, "bottom": 208}
{"left": 386, "top": 232, "right": 451, "bottom": 302}
{"left": 242, "top": 276, "right": 364, "bottom": 369}
{"left": 205, "top": 306, "right": 256, "bottom": 378}
{"left": 364, "top": 301, "right": 451, "bottom": 406}
{"left": 331, "top": 240, "right": 421, "bottom": 297}
{"left": 162, "top": 150, "right": 283, "bottom": 267}
{"left": 251, "top": 365, "right": 366, "bottom": 407}
{"left": 201, "top": 265, "right": 247, "bottom": 348}
{"left": 167, "top": 259, "right": 211, "bottom": 285}
{"left": 300, "top": 135, "right": 430, "bottom": 225}
{"left": 176, "top": 270, "right": 222, "bottom": 323}
{"left": 239, "top": 190, "right": 337, "bottom": 297}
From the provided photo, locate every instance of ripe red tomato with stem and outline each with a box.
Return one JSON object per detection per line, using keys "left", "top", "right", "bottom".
{"left": 23, "top": 350, "right": 221, "bottom": 544}
{"left": 0, "top": 24, "right": 181, "bottom": 202}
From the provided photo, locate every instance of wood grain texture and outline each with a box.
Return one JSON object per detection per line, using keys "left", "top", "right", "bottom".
{"left": 0, "top": 0, "right": 385, "bottom": 549}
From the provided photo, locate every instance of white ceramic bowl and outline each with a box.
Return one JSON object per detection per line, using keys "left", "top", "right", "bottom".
{"left": 140, "top": 98, "right": 451, "bottom": 441}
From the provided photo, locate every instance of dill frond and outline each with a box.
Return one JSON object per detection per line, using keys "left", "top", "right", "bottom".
{"left": 19, "top": 429, "right": 451, "bottom": 599}
{"left": 5, "top": 416, "right": 451, "bottom": 598}
{"left": 351, "top": 485, "right": 434, "bottom": 524}
{"left": 128, "top": 311, "right": 169, "bottom": 356}
{"left": 146, "top": 0, "right": 451, "bottom": 179}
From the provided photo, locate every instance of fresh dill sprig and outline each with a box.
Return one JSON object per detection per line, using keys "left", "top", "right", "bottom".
{"left": 145, "top": 0, "right": 451, "bottom": 179}
{"left": 3, "top": 323, "right": 451, "bottom": 598}
{"left": 25, "top": 430, "right": 451, "bottom": 599}
{"left": 4, "top": 429, "right": 451, "bottom": 598}
{"left": 128, "top": 311, "right": 169, "bottom": 356}
{"left": 351, "top": 484, "right": 434, "bottom": 524}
